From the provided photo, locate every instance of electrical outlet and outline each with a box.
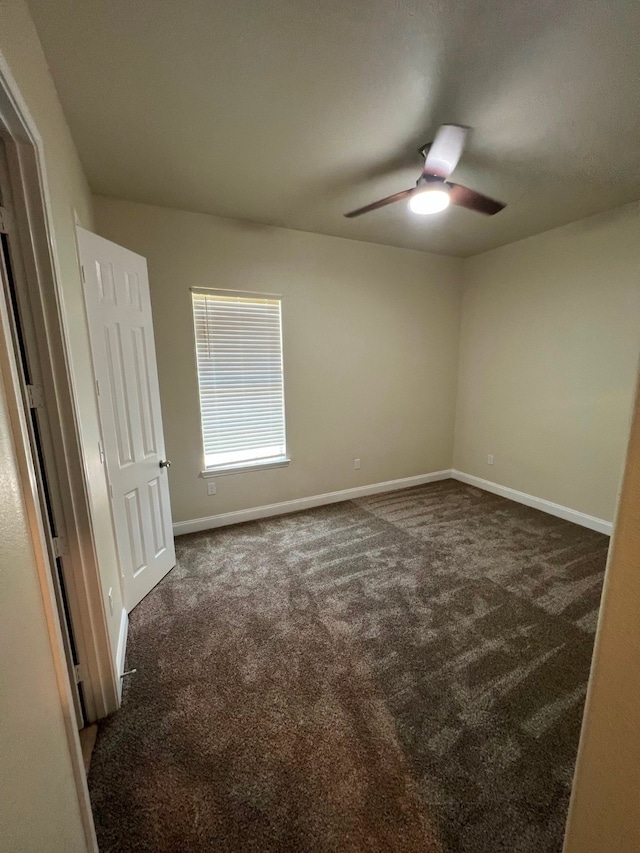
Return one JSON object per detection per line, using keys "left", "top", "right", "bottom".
{"left": 207, "top": 481, "right": 217, "bottom": 496}
{"left": 108, "top": 587, "right": 114, "bottom": 616}
{"left": 487, "top": 454, "right": 494, "bottom": 465}
{"left": 354, "top": 458, "right": 361, "bottom": 470}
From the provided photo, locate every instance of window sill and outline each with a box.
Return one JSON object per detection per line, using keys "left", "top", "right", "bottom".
{"left": 200, "top": 457, "right": 291, "bottom": 478}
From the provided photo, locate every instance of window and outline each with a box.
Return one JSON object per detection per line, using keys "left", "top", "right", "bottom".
{"left": 191, "top": 288, "right": 288, "bottom": 474}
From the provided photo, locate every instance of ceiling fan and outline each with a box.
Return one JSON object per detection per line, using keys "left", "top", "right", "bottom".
{"left": 344, "top": 125, "right": 506, "bottom": 219}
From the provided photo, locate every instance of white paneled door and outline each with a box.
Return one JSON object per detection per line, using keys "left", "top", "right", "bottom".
{"left": 77, "top": 228, "right": 175, "bottom": 611}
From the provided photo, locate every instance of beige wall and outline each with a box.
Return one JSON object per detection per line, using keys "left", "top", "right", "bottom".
{"left": 93, "top": 196, "right": 463, "bottom": 524}
{"left": 454, "top": 202, "right": 640, "bottom": 522}
{"left": 0, "top": 0, "right": 123, "bottom": 664}
{"left": 563, "top": 370, "right": 640, "bottom": 852}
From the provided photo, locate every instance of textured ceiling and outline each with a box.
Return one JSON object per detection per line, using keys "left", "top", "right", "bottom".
{"left": 28, "top": 0, "right": 640, "bottom": 257}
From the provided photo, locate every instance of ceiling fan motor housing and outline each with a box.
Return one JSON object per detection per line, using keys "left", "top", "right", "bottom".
{"left": 416, "top": 174, "right": 448, "bottom": 189}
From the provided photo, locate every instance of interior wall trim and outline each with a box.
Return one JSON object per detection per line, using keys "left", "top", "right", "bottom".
{"left": 451, "top": 470, "right": 613, "bottom": 535}
{"left": 173, "top": 470, "right": 454, "bottom": 535}
{"left": 115, "top": 609, "right": 129, "bottom": 702}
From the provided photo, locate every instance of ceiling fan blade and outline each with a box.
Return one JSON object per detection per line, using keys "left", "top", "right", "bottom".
{"left": 448, "top": 183, "right": 506, "bottom": 215}
{"left": 344, "top": 188, "right": 414, "bottom": 218}
{"left": 423, "top": 124, "right": 469, "bottom": 178}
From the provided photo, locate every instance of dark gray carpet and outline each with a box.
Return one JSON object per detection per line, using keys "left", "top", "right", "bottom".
{"left": 89, "top": 480, "right": 608, "bottom": 852}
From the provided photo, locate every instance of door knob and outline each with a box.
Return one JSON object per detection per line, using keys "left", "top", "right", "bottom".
{"left": 159, "top": 459, "right": 172, "bottom": 468}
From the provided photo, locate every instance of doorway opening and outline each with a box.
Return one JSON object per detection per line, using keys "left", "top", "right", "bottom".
{"left": 0, "top": 54, "right": 121, "bottom": 731}
{"left": 0, "top": 141, "right": 87, "bottom": 727}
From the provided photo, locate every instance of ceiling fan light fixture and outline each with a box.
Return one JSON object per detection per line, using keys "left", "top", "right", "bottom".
{"left": 408, "top": 185, "right": 450, "bottom": 215}
{"left": 343, "top": 124, "right": 505, "bottom": 219}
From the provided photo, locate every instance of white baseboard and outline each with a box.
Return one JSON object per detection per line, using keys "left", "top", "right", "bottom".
{"left": 173, "top": 468, "right": 612, "bottom": 537}
{"left": 173, "top": 470, "right": 453, "bottom": 536}
{"left": 451, "top": 470, "right": 612, "bottom": 535}
{"left": 115, "top": 608, "right": 128, "bottom": 703}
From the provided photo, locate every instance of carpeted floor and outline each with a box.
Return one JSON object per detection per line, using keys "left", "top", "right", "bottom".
{"left": 88, "top": 480, "right": 608, "bottom": 852}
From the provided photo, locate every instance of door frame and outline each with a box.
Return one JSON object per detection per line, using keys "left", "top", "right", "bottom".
{"left": 0, "top": 44, "right": 116, "bottom": 836}
{"left": 0, "top": 141, "right": 89, "bottom": 730}
{"left": 0, "top": 233, "right": 98, "bottom": 853}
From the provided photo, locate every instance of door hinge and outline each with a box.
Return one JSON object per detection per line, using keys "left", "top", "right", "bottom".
{"left": 81, "top": 264, "right": 86, "bottom": 283}
{"left": 74, "top": 663, "right": 88, "bottom": 684}
{"left": 26, "top": 384, "right": 46, "bottom": 409}
{"left": 52, "top": 536, "right": 68, "bottom": 558}
{"left": 0, "top": 205, "right": 13, "bottom": 234}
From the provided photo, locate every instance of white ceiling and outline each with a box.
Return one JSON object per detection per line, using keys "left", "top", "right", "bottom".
{"left": 28, "top": 0, "right": 640, "bottom": 257}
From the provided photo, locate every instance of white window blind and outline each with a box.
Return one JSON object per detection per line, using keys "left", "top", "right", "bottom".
{"left": 192, "top": 289, "right": 287, "bottom": 472}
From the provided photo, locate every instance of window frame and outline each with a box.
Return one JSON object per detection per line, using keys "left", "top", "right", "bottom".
{"left": 190, "top": 287, "right": 290, "bottom": 477}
